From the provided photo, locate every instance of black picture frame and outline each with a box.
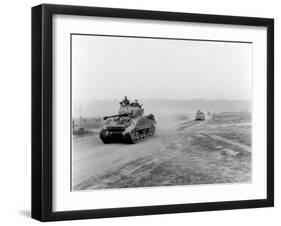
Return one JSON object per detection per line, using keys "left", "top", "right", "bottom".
{"left": 32, "top": 4, "right": 274, "bottom": 222}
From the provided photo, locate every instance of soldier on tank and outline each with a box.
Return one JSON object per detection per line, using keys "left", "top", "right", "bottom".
{"left": 120, "top": 96, "right": 130, "bottom": 107}
{"left": 133, "top": 99, "right": 141, "bottom": 108}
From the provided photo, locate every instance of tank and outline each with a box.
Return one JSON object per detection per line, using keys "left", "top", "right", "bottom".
{"left": 195, "top": 110, "right": 205, "bottom": 121}
{"left": 99, "top": 105, "right": 156, "bottom": 144}
{"left": 73, "top": 127, "right": 90, "bottom": 136}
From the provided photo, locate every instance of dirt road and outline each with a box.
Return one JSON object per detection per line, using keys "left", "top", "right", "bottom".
{"left": 72, "top": 112, "right": 251, "bottom": 190}
{"left": 73, "top": 115, "right": 183, "bottom": 188}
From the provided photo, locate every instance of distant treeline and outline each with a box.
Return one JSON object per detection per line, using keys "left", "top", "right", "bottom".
{"left": 73, "top": 99, "right": 251, "bottom": 118}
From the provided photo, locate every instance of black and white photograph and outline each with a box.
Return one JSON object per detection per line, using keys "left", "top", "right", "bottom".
{"left": 71, "top": 34, "right": 253, "bottom": 191}
{"left": 30, "top": 3, "right": 274, "bottom": 222}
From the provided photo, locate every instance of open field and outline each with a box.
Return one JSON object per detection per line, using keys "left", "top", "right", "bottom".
{"left": 72, "top": 111, "right": 251, "bottom": 190}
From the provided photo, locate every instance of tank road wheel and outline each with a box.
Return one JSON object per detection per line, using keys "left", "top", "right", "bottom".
{"left": 140, "top": 131, "right": 145, "bottom": 140}
{"left": 150, "top": 126, "right": 155, "bottom": 136}
{"left": 130, "top": 130, "right": 140, "bottom": 144}
{"left": 147, "top": 128, "right": 153, "bottom": 137}
{"left": 146, "top": 126, "right": 155, "bottom": 137}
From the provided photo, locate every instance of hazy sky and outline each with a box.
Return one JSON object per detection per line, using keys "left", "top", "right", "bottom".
{"left": 72, "top": 35, "right": 252, "bottom": 104}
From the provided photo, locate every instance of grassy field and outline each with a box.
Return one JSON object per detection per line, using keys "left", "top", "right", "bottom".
{"left": 73, "top": 111, "right": 251, "bottom": 190}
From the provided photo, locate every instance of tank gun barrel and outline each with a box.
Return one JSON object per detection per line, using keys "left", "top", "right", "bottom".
{"left": 103, "top": 113, "right": 130, "bottom": 120}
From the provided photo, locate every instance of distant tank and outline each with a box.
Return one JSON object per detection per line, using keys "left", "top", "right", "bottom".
{"left": 100, "top": 105, "right": 156, "bottom": 144}
{"left": 72, "top": 119, "right": 91, "bottom": 136}
{"left": 195, "top": 110, "right": 205, "bottom": 121}
{"left": 73, "top": 127, "right": 90, "bottom": 136}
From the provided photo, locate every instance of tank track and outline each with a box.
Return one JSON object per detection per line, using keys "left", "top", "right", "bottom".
{"left": 100, "top": 126, "right": 155, "bottom": 144}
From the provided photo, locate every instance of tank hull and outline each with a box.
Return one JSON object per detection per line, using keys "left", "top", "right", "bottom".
{"left": 195, "top": 116, "right": 205, "bottom": 121}
{"left": 99, "top": 115, "right": 156, "bottom": 144}
{"left": 195, "top": 111, "right": 205, "bottom": 121}
{"left": 99, "top": 128, "right": 127, "bottom": 143}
